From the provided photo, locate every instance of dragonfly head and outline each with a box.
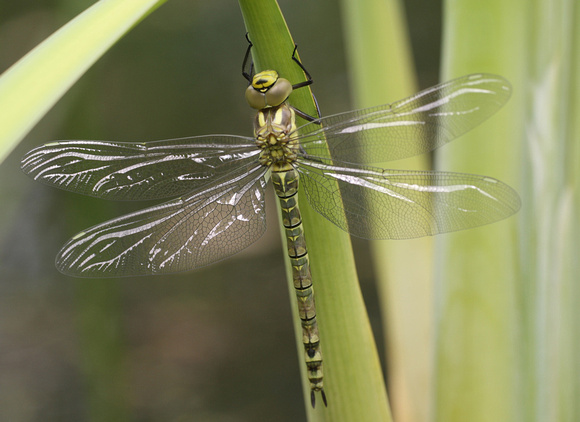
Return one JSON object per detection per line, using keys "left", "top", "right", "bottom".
{"left": 246, "top": 70, "right": 292, "bottom": 110}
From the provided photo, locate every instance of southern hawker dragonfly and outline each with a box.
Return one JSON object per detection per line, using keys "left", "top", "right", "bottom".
{"left": 21, "top": 44, "right": 520, "bottom": 407}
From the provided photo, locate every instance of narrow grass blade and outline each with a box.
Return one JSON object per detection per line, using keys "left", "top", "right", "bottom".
{"left": 0, "top": 0, "right": 167, "bottom": 164}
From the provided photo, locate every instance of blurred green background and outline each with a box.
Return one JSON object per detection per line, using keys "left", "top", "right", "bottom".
{"left": 0, "top": 1, "right": 442, "bottom": 420}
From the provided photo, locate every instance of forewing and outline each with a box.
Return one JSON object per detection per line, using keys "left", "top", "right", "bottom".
{"left": 298, "top": 159, "right": 520, "bottom": 240}
{"left": 56, "top": 163, "right": 268, "bottom": 277}
{"left": 297, "top": 74, "right": 511, "bottom": 163}
{"left": 21, "top": 136, "right": 258, "bottom": 200}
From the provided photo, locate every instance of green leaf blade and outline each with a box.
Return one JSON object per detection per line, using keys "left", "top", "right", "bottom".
{"left": 0, "top": 0, "right": 167, "bottom": 163}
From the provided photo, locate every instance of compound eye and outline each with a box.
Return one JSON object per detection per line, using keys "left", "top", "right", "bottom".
{"left": 264, "top": 78, "right": 292, "bottom": 107}
{"left": 245, "top": 85, "right": 267, "bottom": 109}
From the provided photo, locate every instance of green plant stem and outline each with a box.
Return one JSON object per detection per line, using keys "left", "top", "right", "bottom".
{"left": 434, "top": 1, "right": 525, "bottom": 421}
{"left": 521, "top": 1, "right": 580, "bottom": 421}
{"left": 339, "top": 1, "right": 431, "bottom": 422}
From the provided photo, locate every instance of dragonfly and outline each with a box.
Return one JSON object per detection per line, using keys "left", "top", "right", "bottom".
{"left": 21, "top": 42, "right": 520, "bottom": 408}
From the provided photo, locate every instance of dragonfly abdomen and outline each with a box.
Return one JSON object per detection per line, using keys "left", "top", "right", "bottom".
{"left": 271, "top": 168, "right": 326, "bottom": 407}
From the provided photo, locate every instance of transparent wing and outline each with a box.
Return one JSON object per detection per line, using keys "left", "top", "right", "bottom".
{"left": 56, "top": 162, "right": 269, "bottom": 277}
{"left": 298, "top": 158, "right": 520, "bottom": 240}
{"left": 296, "top": 74, "right": 511, "bottom": 163}
{"left": 21, "top": 135, "right": 258, "bottom": 200}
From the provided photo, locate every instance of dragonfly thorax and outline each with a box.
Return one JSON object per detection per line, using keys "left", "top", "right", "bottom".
{"left": 254, "top": 104, "right": 299, "bottom": 171}
{"left": 245, "top": 70, "right": 293, "bottom": 110}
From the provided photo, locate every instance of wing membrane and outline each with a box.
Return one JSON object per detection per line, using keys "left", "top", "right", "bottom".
{"left": 21, "top": 136, "right": 258, "bottom": 200}
{"left": 56, "top": 162, "right": 268, "bottom": 277}
{"left": 297, "top": 74, "right": 511, "bottom": 163}
{"left": 298, "top": 158, "right": 520, "bottom": 240}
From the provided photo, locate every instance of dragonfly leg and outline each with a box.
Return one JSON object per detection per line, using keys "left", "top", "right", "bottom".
{"left": 242, "top": 32, "right": 254, "bottom": 83}
{"left": 297, "top": 145, "right": 325, "bottom": 164}
{"left": 290, "top": 44, "right": 321, "bottom": 121}
{"left": 290, "top": 104, "right": 321, "bottom": 123}
{"left": 290, "top": 44, "right": 313, "bottom": 90}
